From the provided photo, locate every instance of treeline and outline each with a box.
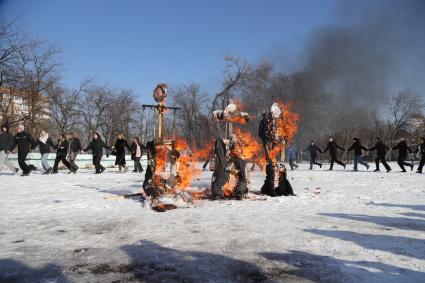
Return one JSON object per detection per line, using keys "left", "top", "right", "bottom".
{"left": 1, "top": 21, "right": 424, "bottom": 156}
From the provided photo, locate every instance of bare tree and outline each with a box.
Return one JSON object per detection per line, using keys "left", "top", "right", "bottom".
{"left": 47, "top": 79, "right": 91, "bottom": 133}
{"left": 78, "top": 84, "right": 113, "bottom": 142}
{"left": 173, "top": 83, "right": 210, "bottom": 148}
{"left": 212, "top": 56, "right": 271, "bottom": 110}
{"left": 17, "top": 39, "right": 62, "bottom": 134}
{"left": 388, "top": 90, "right": 424, "bottom": 147}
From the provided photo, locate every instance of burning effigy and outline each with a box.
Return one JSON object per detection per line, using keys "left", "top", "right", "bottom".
{"left": 140, "top": 83, "right": 209, "bottom": 212}
{"left": 210, "top": 99, "right": 262, "bottom": 200}
{"left": 258, "top": 102, "right": 299, "bottom": 197}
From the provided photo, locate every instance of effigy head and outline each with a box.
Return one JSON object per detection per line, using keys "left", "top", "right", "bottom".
{"left": 271, "top": 103, "right": 282, "bottom": 119}
{"left": 153, "top": 83, "right": 168, "bottom": 103}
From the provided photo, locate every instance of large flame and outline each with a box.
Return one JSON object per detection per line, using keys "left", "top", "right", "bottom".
{"left": 174, "top": 138, "right": 214, "bottom": 189}
{"left": 275, "top": 102, "right": 299, "bottom": 143}
{"left": 232, "top": 128, "right": 262, "bottom": 160}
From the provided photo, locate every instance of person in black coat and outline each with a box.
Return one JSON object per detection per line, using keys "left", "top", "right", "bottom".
{"left": 0, "top": 124, "right": 18, "bottom": 174}
{"left": 305, "top": 141, "right": 322, "bottom": 170}
{"left": 415, "top": 137, "right": 425, "bottom": 174}
{"left": 323, "top": 137, "right": 346, "bottom": 170}
{"left": 67, "top": 132, "right": 82, "bottom": 172}
{"left": 113, "top": 133, "right": 132, "bottom": 172}
{"left": 347, "top": 138, "right": 370, "bottom": 171}
{"left": 35, "top": 129, "right": 55, "bottom": 174}
{"left": 368, "top": 137, "right": 391, "bottom": 172}
{"left": 392, "top": 137, "right": 414, "bottom": 172}
{"left": 10, "top": 124, "right": 36, "bottom": 176}
{"left": 82, "top": 132, "right": 111, "bottom": 174}
{"left": 52, "top": 134, "right": 73, "bottom": 173}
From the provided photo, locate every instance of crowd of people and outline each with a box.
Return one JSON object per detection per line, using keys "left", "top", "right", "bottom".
{"left": 300, "top": 136, "right": 425, "bottom": 173}
{"left": 0, "top": 123, "right": 424, "bottom": 177}
{"left": 0, "top": 124, "right": 144, "bottom": 176}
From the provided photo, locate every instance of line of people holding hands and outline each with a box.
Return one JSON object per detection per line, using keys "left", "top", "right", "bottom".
{"left": 304, "top": 136, "right": 425, "bottom": 173}
{"left": 0, "top": 124, "right": 144, "bottom": 176}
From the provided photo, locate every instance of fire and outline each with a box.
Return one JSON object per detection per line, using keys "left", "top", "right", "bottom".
{"left": 232, "top": 128, "right": 262, "bottom": 160}
{"left": 262, "top": 102, "right": 299, "bottom": 166}
{"left": 223, "top": 174, "right": 237, "bottom": 197}
{"left": 275, "top": 102, "right": 299, "bottom": 143}
{"left": 174, "top": 138, "right": 214, "bottom": 189}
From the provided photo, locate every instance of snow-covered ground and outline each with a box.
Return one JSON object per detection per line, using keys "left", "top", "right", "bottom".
{"left": 0, "top": 162, "right": 424, "bottom": 283}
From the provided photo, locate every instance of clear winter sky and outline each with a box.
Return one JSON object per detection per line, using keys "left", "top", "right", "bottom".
{"left": 1, "top": 0, "right": 342, "bottom": 102}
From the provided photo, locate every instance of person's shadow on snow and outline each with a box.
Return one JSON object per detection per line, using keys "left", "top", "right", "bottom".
{"left": 259, "top": 250, "right": 425, "bottom": 283}
{"left": 0, "top": 259, "right": 69, "bottom": 283}
{"left": 305, "top": 228, "right": 425, "bottom": 260}
{"left": 319, "top": 212, "right": 425, "bottom": 232}
{"left": 119, "top": 240, "right": 272, "bottom": 282}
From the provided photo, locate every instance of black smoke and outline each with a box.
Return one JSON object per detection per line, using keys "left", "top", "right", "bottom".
{"left": 302, "top": 0, "right": 425, "bottom": 110}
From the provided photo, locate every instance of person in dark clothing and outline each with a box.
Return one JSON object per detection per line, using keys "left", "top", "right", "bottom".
{"left": 392, "top": 137, "right": 414, "bottom": 172}
{"left": 323, "top": 137, "right": 346, "bottom": 170}
{"left": 368, "top": 137, "right": 391, "bottom": 172}
{"left": 112, "top": 133, "right": 132, "bottom": 173}
{"left": 347, "top": 138, "right": 370, "bottom": 171}
{"left": 52, "top": 134, "right": 73, "bottom": 173}
{"left": 35, "top": 130, "right": 55, "bottom": 174}
{"left": 11, "top": 124, "right": 36, "bottom": 176}
{"left": 130, "top": 137, "right": 143, "bottom": 173}
{"left": 82, "top": 132, "right": 111, "bottom": 174}
{"left": 0, "top": 124, "right": 18, "bottom": 174}
{"left": 67, "top": 132, "right": 82, "bottom": 172}
{"left": 288, "top": 145, "right": 299, "bottom": 170}
{"left": 415, "top": 137, "right": 425, "bottom": 174}
{"left": 305, "top": 141, "right": 322, "bottom": 170}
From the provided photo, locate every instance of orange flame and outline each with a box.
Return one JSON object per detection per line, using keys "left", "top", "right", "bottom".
{"left": 232, "top": 128, "right": 262, "bottom": 160}
{"left": 275, "top": 102, "right": 299, "bottom": 143}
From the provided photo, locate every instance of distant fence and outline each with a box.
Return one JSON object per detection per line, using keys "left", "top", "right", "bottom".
{"left": 7, "top": 153, "right": 148, "bottom": 170}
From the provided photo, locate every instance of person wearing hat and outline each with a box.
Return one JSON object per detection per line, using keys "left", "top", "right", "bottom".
{"left": 0, "top": 124, "right": 18, "bottom": 174}
{"left": 11, "top": 124, "right": 36, "bottom": 176}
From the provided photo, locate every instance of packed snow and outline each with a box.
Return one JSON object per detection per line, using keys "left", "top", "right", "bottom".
{"left": 0, "top": 162, "right": 424, "bottom": 282}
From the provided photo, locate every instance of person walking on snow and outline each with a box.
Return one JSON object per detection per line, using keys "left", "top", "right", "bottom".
{"left": 52, "top": 133, "right": 74, "bottom": 174}
{"left": 347, "top": 138, "right": 370, "bottom": 171}
{"left": 130, "top": 137, "right": 143, "bottom": 173}
{"left": 415, "top": 137, "right": 425, "bottom": 174}
{"left": 35, "top": 129, "right": 55, "bottom": 174}
{"left": 67, "top": 132, "right": 82, "bottom": 172}
{"left": 10, "top": 124, "right": 36, "bottom": 176}
{"left": 392, "top": 137, "right": 414, "bottom": 172}
{"left": 288, "top": 145, "right": 299, "bottom": 170}
{"left": 323, "top": 137, "right": 346, "bottom": 171}
{"left": 305, "top": 141, "right": 322, "bottom": 170}
{"left": 82, "top": 132, "right": 111, "bottom": 174}
{"left": 0, "top": 124, "right": 18, "bottom": 174}
{"left": 368, "top": 137, "right": 391, "bottom": 172}
{"left": 113, "top": 133, "right": 132, "bottom": 173}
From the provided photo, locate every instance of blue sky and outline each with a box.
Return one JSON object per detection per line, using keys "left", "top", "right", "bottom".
{"left": 0, "top": 0, "right": 338, "bottom": 101}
